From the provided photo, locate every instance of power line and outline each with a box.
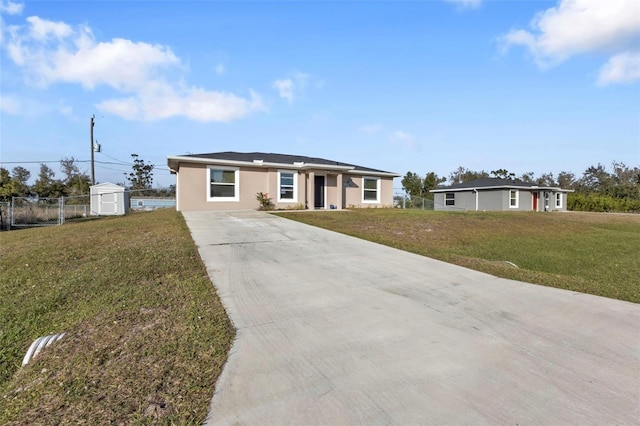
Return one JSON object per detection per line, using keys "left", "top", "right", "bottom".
{"left": 1, "top": 160, "right": 170, "bottom": 168}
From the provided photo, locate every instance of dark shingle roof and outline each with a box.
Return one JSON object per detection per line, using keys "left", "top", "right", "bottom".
{"left": 180, "top": 151, "right": 397, "bottom": 174}
{"left": 431, "top": 178, "right": 565, "bottom": 192}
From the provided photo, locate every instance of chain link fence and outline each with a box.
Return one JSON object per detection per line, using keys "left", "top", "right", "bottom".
{"left": 1, "top": 193, "right": 174, "bottom": 231}
{"left": 2, "top": 196, "right": 92, "bottom": 231}
{"left": 11, "top": 197, "right": 65, "bottom": 228}
{"left": 393, "top": 192, "right": 435, "bottom": 210}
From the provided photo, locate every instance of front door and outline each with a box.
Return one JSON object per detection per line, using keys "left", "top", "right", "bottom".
{"left": 314, "top": 176, "right": 325, "bottom": 208}
{"left": 532, "top": 192, "right": 538, "bottom": 211}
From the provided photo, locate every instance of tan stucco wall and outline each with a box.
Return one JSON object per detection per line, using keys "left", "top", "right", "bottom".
{"left": 176, "top": 164, "right": 268, "bottom": 211}
{"left": 343, "top": 176, "right": 394, "bottom": 208}
{"left": 175, "top": 162, "right": 395, "bottom": 211}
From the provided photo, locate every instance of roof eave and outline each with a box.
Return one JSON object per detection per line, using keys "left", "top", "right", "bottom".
{"left": 168, "top": 155, "right": 400, "bottom": 174}
{"left": 431, "top": 185, "right": 573, "bottom": 193}
{"left": 346, "top": 170, "right": 401, "bottom": 178}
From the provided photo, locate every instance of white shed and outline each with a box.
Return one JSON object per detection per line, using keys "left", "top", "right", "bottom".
{"left": 90, "top": 183, "right": 130, "bottom": 216}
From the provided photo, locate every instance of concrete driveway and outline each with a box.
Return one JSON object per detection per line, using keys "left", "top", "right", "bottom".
{"left": 183, "top": 210, "right": 640, "bottom": 425}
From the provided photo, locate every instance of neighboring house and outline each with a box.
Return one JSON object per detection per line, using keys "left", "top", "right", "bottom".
{"left": 430, "top": 178, "right": 574, "bottom": 212}
{"left": 167, "top": 152, "right": 400, "bottom": 211}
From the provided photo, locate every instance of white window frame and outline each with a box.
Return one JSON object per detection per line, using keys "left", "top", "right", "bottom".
{"left": 509, "top": 190, "right": 519, "bottom": 208}
{"left": 445, "top": 192, "right": 455, "bottom": 206}
{"left": 555, "top": 192, "right": 562, "bottom": 208}
{"left": 277, "top": 170, "right": 297, "bottom": 203}
{"left": 362, "top": 177, "right": 380, "bottom": 203}
{"left": 207, "top": 166, "right": 239, "bottom": 202}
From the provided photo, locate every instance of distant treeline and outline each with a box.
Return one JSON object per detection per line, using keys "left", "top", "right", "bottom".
{"left": 401, "top": 162, "right": 640, "bottom": 213}
{"left": 1, "top": 156, "right": 174, "bottom": 203}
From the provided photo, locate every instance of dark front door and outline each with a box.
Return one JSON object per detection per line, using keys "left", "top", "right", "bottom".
{"left": 532, "top": 192, "right": 538, "bottom": 211}
{"left": 314, "top": 176, "right": 325, "bottom": 208}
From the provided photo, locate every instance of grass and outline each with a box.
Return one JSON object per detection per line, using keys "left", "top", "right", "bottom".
{"left": 276, "top": 209, "right": 640, "bottom": 303}
{"left": 0, "top": 209, "right": 234, "bottom": 425}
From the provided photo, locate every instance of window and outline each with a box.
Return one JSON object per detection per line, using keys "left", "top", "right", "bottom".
{"left": 362, "top": 177, "right": 380, "bottom": 203}
{"left": 208, "top": 167, "right": 239, "bottom": 202}
{"left": 555, "top": 192, "right": 562, "bottom": 208}
{"left": 445, "top": 192, "right": 455, "bottom": 206}
{"left": 509, "top": 190, "right": 519, "bottom": 208}
{"left": 278, "top": 170, "right": 297, "bottom": 202}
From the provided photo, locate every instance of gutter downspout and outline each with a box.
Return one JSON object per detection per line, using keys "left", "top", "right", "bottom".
{"left": 473, "top": 188, "right": 478, "bottom": 211}
{"left": 169, "top": 167, "right": 179, "bottom": 211}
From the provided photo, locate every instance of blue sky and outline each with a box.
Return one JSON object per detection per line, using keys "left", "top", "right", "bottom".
{"left": 1, "top": 0, "right": 639, "bottom": 188}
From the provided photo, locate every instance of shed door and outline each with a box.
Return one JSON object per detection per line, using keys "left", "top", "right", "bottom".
{"left": 100, "top": 192, "right": 117, "bottom": 214}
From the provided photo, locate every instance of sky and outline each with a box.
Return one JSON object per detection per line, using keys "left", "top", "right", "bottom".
{"left": 1, "top": 0, "right": 639, "bottom": 189}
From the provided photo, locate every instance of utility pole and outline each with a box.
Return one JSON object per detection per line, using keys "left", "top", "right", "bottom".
{"left": 90, "top": 115, "right": 95, "bottom": 185}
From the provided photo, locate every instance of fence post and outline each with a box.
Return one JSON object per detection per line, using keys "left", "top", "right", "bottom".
{"left": 59, "top": 197, "right": 65, "bottom": 225}
{"left": 11, "top": 197, "right": 15, "bottom": 227}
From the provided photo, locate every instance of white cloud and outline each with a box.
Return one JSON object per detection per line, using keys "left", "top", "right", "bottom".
{"left": 272, "top": 70, "right": 313, "bottom": 104}
{"left": 358, "top": 123, "right": 382, "bottom": 134}
{"left": 97, "top": 86, "right": 264, "bottom": 122}
{"left": 215, "top": 63, "right": 225, "bottom": 75}
{"left": 26, "top": 16, "right": 72, "bottom": 41}
{"left": 0, "top": 94, "right": 21, "bottom": 114}
{"left": 0, "top": 1, "right": 24, "bottom": 45}
{"left": 57, "top": 100, "right": 74, "bottom": 118}
{"left": 0, "top": 0, "right": 23, "bottom": 15}
{"left": 444, "top": 0, "right": 482, "bottom": 10}
{"left": 2, "top": 14, "right": 264, "bottom": 122}
{"left": 391, "top": 130, "right": 415, "bottom": 142}
{"left": 501, "top": 0, "right": 640, "bottom": 84}
{"left": 272, "top": 78, "right": 294, "bottom": 104}
{"left": 598, "top": 51, "right": 640, "bottom": 86}
{"left": 390, "top": 130, "right": 419, "bottom": 152}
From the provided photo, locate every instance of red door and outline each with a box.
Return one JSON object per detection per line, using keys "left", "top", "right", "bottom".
{"left": 532, "top": 192, "right": 538, "bottom": 211}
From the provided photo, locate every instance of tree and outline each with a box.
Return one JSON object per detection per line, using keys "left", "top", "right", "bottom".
{"left": 9, "top": 166, "right": 31, "bottom": 197}
{"left": 401, "top": 171, "right": 425, "bottom": 197}
{"left": 423, "top": 172, "right": 446, "bottom": 196}
{"left": 578, "top": 163, "right": 613, "bottom": 194}
{"left": 520, "top": 172, "right": 535, "bottom": 183}
{"left": 33, "top": 164, "right": 65, "bottom": 198}
{"left": 537, "top": 172, "right": 555, "bottom": 187}
{"left": 610, "top": 161, "right": 640, "bottom": 200}
{"left": 448, "top": 167, "right": 489, "bottom": 184}
{"left": 0, "top": 167, "right": 12, "bottom": 201}
{"left": 490, "top": 168, "right": 516, "bottom": 180}
{"left": 126, "top": 154, "right": 154, "bottom": 191}
{"left": 556, "top": 171, "right": 576, "bottom": 189}
{"left": 60, "top": 157, "right": 90, "bottom": 197}
{"left": 401, "top": 171, "right": 446, "bottom": 199}
{"left": 60, "top": 157, "right": 81, "bottom": 184}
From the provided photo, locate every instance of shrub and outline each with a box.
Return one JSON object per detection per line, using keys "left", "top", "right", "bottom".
{"left": 256, "top": 192, "right": 273, "bottom": 211}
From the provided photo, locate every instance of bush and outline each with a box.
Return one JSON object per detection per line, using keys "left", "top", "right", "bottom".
{"left": 567, "top": 193, "right": 640, "bottom": 213}
{"left": 256, "top": 192, "right": 273, "bottom": 211}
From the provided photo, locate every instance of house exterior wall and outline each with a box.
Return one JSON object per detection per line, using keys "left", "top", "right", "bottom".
{"left": 433, "top": 188, "right": 568, "bottom": 212}
{"left": 342, "top": 176, "right": 394, "bottom": 208}
{"left": 478, "top": 190, "right": 503, "bottom": 211}
{"left": 174, "top": 162, "right": 394, "bottom": 211}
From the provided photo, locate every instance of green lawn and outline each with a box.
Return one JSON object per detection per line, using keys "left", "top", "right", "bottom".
{"left": 2, "top": 208, "right": 637, "bottom": 423}
{"left": 277, "top": 209, "right": 640, "bottom": 303}
{"left": 0, "top": 209, "right": 234, "bottom": 425}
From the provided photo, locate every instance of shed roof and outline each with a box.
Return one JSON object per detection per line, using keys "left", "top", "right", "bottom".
{"left": 167, "top": 151, "right": 399, "bottom": 176}
{"left": 430, "top": 178, "right": 572, "bottom": 193}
